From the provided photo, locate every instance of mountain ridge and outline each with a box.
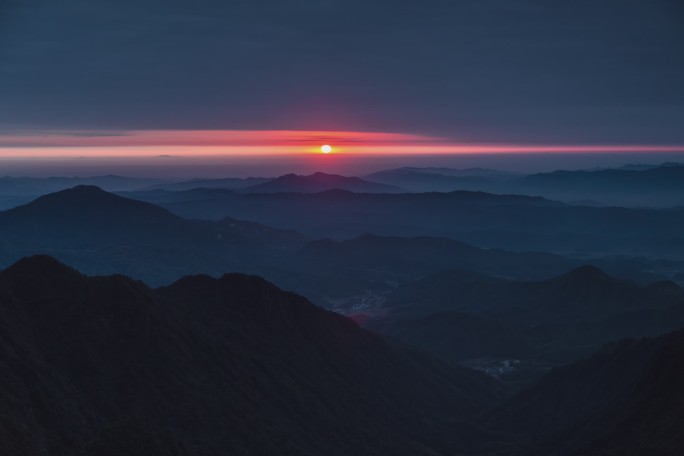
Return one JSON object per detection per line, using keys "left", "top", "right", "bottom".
{"left": 0, "top": 255, "right": 504, "bottom": 456}
{"left": 243, "top": 172, "right": 405, "bottom": 194}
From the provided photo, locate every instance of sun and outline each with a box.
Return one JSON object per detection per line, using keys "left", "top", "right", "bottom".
{"left": 320, "top": 144, "right": 332, "bottom": 154}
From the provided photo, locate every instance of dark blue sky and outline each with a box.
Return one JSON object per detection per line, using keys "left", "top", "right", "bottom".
{"left": 1, "top": 0, "right": 683, "bottom": 144}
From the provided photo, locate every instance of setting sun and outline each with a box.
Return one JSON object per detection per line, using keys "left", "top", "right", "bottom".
{"left": 321, "top": 144, "right": 332, "bottom": 154}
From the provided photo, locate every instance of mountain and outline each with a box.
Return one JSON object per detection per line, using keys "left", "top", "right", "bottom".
{"left": 144, "top": 176, "right": 270, "bottom": 191}
{"left": 481, "top": 327, "right": 684, "bottom": 455}
{"left": 282, "top": 234, "right": 578, "bottom": 312}
{"left": 617, "top": 162, "right": 676, "bottom": 171}
{"left": 365, "top": 163, "right": 684, "bottom": 207}
{"left": 0, "top": 175, "right": 167, "bottom": 195}
{"left": 292, "top": 236, "right": 666, "bottom": 310}
{"left": 368, "top": 167, "right": 520, "bottom": 178}
{"left": 124, "top": 188, "right": 564, "bottom": 241}
{"left": 242, "top": 172, "right": 405, "bottom": 193}
{"left": 0, "top": 256, "right": 504, "bottom": 455}
{"left": 0, "top": 186, "right": 586, "bottom": 311}
{"left": 0, "top": 186, "right": 580, "bottom": 309}
{"left": 0, "top": 175, "right": 170, "bottom": 210}
{"left": 374, "top": 267, "right": 684, "bottom": 362}
{"left": 3, "top": 186, "right": 670, "bottom": 314}
{"left": 509, "top": 163, "right": 684, "bottom": 207}
{"left": 0, "top": 186, "right": 309, "bottom": 285}
{"left": 123, "top": 187, "right": 684, "bottom": 262}
{"left": 364, "top": 311, "right": 537, "bottom": 361}
{"left": 295, "top": 234, "right": 574, "bottom": 281}
{"left": 365, "top": 167, "right": 520, "bottom": 192}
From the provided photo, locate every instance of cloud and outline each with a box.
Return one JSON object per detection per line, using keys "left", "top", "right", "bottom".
{"left": 0, "top": 129, "right": 446, "bottom": 148}
{"left": 0, "top": 0, "right": 682, "bottom": 143}
{"left": 0, "top": 129, "right": 682, "bottom": 159}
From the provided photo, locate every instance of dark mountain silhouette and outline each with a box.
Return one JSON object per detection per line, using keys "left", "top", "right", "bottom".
{"left": 242, "top": 172, "right": 405, "bottom": 193}
{"left": 481, "top": 327, "right": 684, "bottom": 455}
{"left": 383, "top": 269, "right": 513, "bottom": 314}
{"left": 0, "top": 256, "right": 503, "bottom": 456}
{"left": 0, "top": 186, "right": 309, "bottom": 285}
{"left": 376, "top": 267, "right": 684, "bottom": 362}
{"left": 365, "top": 311, "right": 537, "bottom": 361}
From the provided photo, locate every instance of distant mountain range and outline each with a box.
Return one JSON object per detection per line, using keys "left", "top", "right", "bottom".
{"left": 0, "top": 256, "right": 502, "bottom": 455}
{"left": 364, "top": 162, "right": 684, "bottom": 207}
{"left": 0, "top": 171, "right": 405, "bottom": 209}
{"left": 241, "top": 172, "right": 405, "bottom": 193}
{"left": 0, "top": 175, "right": 172, "bottom": 210}
{"left": 2, "top": 162, "right": 683, "bottom": 211}
{"left": 508, "top": 163, "right": 684, "bottom": 207}
{"left": 124, "top": 185, "right": 684, "bottom": 261}
{"left": 0, "top": 175, "right": 167, "bottom": 195}
{"left": 0, "top": 185, "right": 678, "bottom": 313}
{"left": 145, "top": 176, "right": 270, "bottom": 191}
{"left": 144, "top": 172, "right": 405, "bottom": 194}
{"left": 364, "top": 166, "right": 520, "bottom": 192}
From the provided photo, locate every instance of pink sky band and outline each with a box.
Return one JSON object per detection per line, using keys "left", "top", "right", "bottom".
{"left": 0, "top": 130, "right": 683, "bottom": 156}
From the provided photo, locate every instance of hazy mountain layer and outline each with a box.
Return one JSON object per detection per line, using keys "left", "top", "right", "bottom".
{"left": 125, "top": 186, "right": 684, "bottom": 260}
{"left": 0, "top": 187, "right": 599, "bottom": 310}
{"left": 242, "top": 172, "right": 405, "bottom": 193}
{"left": 364, "top": 163, "right": 684, "bottom": 207}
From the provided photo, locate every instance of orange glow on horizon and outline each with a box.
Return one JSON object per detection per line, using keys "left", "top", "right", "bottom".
{"left": 0, "top": 129, "right": 683, "bottom": 158}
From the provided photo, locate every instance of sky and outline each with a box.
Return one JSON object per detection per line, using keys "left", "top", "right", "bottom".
{"left": 1, "top": 0, "right": 683, "bottom": 169}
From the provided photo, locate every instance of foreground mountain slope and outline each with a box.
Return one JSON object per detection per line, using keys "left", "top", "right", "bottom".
{"left": 0, "top": 256, "right": 503, "bottom": 456}
{"left": 481, "top": 328, "right": 684, "bottom": 455}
